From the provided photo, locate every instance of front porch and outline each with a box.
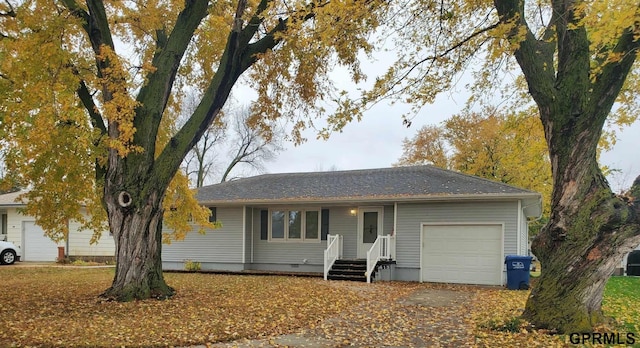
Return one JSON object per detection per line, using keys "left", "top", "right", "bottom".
{"left": 324, "top": 234, "right": 396, "bottom": 283}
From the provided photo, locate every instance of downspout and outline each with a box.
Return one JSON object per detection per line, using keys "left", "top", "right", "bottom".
{"left": 393, "top": 202, "right": 397, "bottom": 260}
{"left": 250, "top": 207, "right": 254, "bottom": 264}
{"left": 517, "top": 200, "right": 522, "bottom": 255}
{"left": 242, "top": 206, "right": 246, "bottom": 265}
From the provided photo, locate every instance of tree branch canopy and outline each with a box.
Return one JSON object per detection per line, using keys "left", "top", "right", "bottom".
{"left": 493, "top": 0, "right": 556, "bottom": 111}
{"left": 133, "top": 0, "right": 210, "bottom": 158}
{"left": 152, "top": 0, "right": 295, "bottom": 188}
{"left": 0, "top": 0, "right": 388, "bottom": 301}
{"left": 589, "top": 23, "right": 640, "bottom": 125}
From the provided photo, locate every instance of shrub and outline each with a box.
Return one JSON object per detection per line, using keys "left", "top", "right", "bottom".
{"left": 184, "top": 260, "right": 201, "bottom": 272}
{"left": 482, "top": 317, "right": 524, "bottom": 333}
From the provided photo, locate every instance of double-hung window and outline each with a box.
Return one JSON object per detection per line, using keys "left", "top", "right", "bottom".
{"left": 269, "top": 209, "right": 320, "bottom": 242}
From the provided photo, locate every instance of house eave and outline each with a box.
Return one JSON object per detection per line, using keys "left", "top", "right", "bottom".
{"left": 200, "top": 192, "right": 542, "bottom": 207}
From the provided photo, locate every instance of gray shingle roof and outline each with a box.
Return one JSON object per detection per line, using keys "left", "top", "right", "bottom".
{"left": 196, "top": 165, "right": 540, "bottom": 204}
{"left": 0, "top": 191, "right": 25, "bottom": 206}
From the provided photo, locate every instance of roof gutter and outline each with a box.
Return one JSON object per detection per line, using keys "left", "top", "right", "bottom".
{"left": 199, "top": 192, "right": 542, "bottom": 206}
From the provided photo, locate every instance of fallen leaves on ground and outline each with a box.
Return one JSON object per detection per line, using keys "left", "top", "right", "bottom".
{"left": 0, "top": 267, "right": 362, "bottom": 347}
{"left": 602, "top": 276, "right": 640, "bottom": 335}
{"left": 2, "top": 267, "right": 639, "bottom": 347}
{"left": 303, "top": 282, "right": 477, "bottom": 347}
{"left": 470, "top": 276, "right": 640, "bottom": 347}
{"left": 469, "top": 288, "right": 567, "bottom": 347}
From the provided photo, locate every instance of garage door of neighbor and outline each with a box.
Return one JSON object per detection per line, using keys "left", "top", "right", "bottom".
{"left": 421, "top": 224, "right": 503, "bottom": 285}
{"left": 22, "top": 221, "right": 59, "bottom": 262}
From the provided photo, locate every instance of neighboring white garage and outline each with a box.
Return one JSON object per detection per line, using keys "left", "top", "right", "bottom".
{"left": 22, "top": 221, "right": 61, "bottom": 262}
{"left": 421, "top": 223, "right": 503, "bottom": 285}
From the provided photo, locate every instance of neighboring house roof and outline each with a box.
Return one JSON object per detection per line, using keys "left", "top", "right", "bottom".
{"left": 197, "top": 165, "right": 542, "bottom": 215}
{"left": 0, "top": 191, "right": 26, "bottom": 207}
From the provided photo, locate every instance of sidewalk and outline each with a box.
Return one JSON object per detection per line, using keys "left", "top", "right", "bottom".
{"left": 12, "top": 261, "right": 115, "bottom": 269}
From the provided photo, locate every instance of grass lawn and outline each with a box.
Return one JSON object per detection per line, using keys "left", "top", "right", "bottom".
{"left": 1, "top": 267, "right": 639, "bottom": 347}
{"left": 603, "top": 276, "right": 640, "bottom": 334}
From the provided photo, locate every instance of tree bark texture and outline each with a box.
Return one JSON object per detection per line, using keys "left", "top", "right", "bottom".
{"left": 494, "top": 0, "right": 640, "bottom": 333}
{"left": 523, "top": 138, "right": 640, "bottom": 332}
{"left": 101, "top": 189, "right": 174, "bottom": 301}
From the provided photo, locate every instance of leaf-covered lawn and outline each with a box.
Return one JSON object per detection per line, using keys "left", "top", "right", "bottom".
{"left": 2, "top": 267, "right": 639, "bottom": 347}
{"left": 471, "top": 276, "right": 640, "bottom": 347}
{"left": 470, "top": 287, "right": 567, "bottom": 347}
{"left": 602, "top": 276, "right": 640, "bottom": 334}
{"left": 0, "top": 267, "right": 363, "bottom": 347}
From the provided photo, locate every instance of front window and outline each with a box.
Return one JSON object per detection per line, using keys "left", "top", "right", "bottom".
{"left": 271, "top": 211, "right": 285, "bottom": 239}
{"left": 288, "top": 211, "right": 302, "bottom": 239}
{"left": 305, "top": 211, "right": 319, "bottom": 239}
{"left": 269, "top": 209, "right": 320, "bottom": 242}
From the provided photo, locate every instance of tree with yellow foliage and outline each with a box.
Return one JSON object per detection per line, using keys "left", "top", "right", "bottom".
{"left": 347, "top": 0, "right": 640, "bottom": 333}
{"left": 397, "top": 108, "right": 552, "bottom": 235}
{"left": 0, "top": 0, "right": 386, "bottom": 301}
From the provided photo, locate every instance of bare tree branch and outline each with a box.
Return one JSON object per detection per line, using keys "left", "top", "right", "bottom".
{"left": 220, "top": 107, "right": 282, "bottom": 183}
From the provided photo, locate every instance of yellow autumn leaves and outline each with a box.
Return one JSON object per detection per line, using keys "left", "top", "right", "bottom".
{"left": 2, "top": 267, "right": 639, "bottom": 347}
{"left": 397, "top": 107, "right": 552, "bottom": 225}
{"left": 0, "top": 268, "right": 363, "bottom": 347}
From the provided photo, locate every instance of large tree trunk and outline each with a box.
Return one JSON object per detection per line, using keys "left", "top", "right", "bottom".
{"left": 101, "top": 178, "right": 174, "bottom": 301}
{"left": 101, "top": 191, "right": 174, "bottom": 301}
{"left": 101, "top": 158, "right": 175, "bottom": 301}
{"left": 522, "top": 106, "right": 640, "bottom": 333}
{"left": 524, "top": 178, "right": 640, "bottom": 332}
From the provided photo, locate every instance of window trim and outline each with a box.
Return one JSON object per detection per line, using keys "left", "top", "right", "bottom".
{"left": 268, "top": 208, "right": 321, "bottom": 243}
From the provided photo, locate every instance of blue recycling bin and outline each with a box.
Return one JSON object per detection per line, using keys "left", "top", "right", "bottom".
{"left": 505, "top": 255, "right": 533, "bottom": 290}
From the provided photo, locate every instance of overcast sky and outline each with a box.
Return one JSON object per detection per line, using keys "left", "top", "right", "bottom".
{"left": 223, "top": 45, "right": 640, "bottom": 193}
{"left": 262, "top": 96, "right": 640, "bottom": 193}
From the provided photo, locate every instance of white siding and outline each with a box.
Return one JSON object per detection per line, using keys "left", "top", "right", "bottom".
{"left": 5, "top": 208, "right": 24, "bottom": 248}
{"left": 383, "top": 205, "right": 394, "bottom": 236}
{"left": 251, "top": 208, "right": 332, "bottom": 265}
{"left": 396, "top": 201, "right": 519, "bottom": 269}
{"left": 162, "top": 207, "right": 244, "bottom": 263}
{"left": 4, "top": 207, "right": 113, "bottom": 258}
{"left": 330, "top": 207, "right": 358, "bottom": 259}
{"left": 67, "top": 210, "right": 114, "bottom": 257}
{"left": 249, "top": 205, "right": 394, "bottom": 265}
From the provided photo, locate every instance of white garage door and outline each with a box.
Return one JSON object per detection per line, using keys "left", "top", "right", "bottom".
{"left": 422, "top": 224, "right": 503, "bottom": 285}
{"left": 22, "top": 221, "right": 60, "bottom": 262}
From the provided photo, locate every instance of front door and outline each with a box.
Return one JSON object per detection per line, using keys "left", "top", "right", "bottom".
{"left": 357, "top": 207, "right": 383, "bottom": 258}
